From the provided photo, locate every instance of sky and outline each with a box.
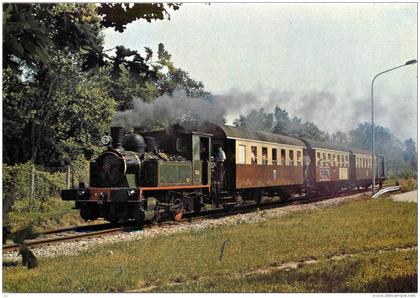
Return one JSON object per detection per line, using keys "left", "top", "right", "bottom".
{"left": 104, "top": 3, "right": 418, "bottom": 141}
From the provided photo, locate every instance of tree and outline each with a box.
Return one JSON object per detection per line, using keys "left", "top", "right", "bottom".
{"left": 3, "top": 54, "right": 116, "bottom": 166}
{"left": 234, "top": 105, "right": 328, "bottom": 142}
{"left": 3, "top": 3, "right": 180, "bottom": 74}
{"left": 108, "top": 43, "right": 211, "bottom": 111}
{"left": 330, "top": 131, "right": 349, "bottom": 145}
{"left": 348, "top": 122, "right": 408, "bottom": 176}
{"left": 3, "top": 3, "right": 183, "bottom": 166}
{"left": 233, "top": 108, "right": 274, "bottom": 132}
{"left": 403, "top": 138, "right": 417, "bottom": 171}
{"left": 273, "top": 106, "right": 291, "bottom": 135}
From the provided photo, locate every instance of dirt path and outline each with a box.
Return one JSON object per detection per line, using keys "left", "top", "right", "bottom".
{"left": 392, "top": 190, "right": 417, "bottom": 203}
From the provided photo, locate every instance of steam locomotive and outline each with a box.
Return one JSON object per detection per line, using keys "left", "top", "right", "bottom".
{"left": 61, "top": 122, "right": 386, "bottom": 223}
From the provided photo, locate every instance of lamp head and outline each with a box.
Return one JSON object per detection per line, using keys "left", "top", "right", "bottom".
{"left": 405, "top": 59, "right": 417, "bottom": 65}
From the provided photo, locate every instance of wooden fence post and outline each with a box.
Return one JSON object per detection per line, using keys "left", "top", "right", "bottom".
{"left": 66, "top": 166, "right": 71, "bottom": 189}
{"left": 30, "top": 165, "right": 35, "bottom": 201}
{"left": 71, "top": 167, "right": 74, "bottom": 188}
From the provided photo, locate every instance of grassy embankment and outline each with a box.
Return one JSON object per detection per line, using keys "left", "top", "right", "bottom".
{"left": 383, "top": 177, "right": 417, "bottom": 192}
{"left": 3, "top": 196, "right": 417, "bottom": 293}
{"left": 6, "top": 197, "right": 104, "bottom": 232}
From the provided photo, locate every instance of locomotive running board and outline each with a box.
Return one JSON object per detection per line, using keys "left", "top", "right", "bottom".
{"left": 371, "top": 186, "right": 401, "bottom": 199}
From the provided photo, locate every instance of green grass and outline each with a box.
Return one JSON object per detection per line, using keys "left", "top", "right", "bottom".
{"left": 3, "top": 197, "right": 417, "bottom": 292}
{"left": 155, "top": 249, "right": 417, "bottom": 292}
{"left": 6, "top": 197, "right": 104, "bottom": 232}
{"left": 384, "top": 177, "right": 417, "bottom": 192}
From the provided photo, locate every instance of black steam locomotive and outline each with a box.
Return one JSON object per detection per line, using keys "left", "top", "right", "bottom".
{"left": 61, "top": 122, "right": 386, "bottom": 223}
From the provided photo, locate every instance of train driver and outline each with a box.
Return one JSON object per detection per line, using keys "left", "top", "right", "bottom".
{"left": 214, "top": 145, "right": 226, "bottom": 187}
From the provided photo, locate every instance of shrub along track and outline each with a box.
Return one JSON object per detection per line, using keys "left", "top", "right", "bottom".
{"left": 2, "top": 188, "right": 377, "bottom": 254}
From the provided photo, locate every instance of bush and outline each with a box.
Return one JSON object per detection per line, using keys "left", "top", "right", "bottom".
{"left": 3, "top": 159, "right": 88, "bottom": 214}
{"left": 3, "top": 162, "right": 33, "bottom": 201}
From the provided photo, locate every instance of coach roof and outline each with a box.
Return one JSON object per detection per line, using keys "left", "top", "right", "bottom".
{"left": 198, "top": 122, "right": 305, "bottom": 147}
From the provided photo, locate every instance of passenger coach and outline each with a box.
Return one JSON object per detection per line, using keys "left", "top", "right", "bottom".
{"left": 198, "top": 122, "right": 386, "bottom": 198}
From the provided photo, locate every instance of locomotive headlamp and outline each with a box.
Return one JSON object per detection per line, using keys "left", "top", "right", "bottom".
{"left": 101, "top": 135, "right": 111, "bottom": 146}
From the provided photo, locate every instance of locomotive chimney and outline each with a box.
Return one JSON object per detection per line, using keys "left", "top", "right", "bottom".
{"left": 110, "top": 127, "right": 124, "bottom": 150}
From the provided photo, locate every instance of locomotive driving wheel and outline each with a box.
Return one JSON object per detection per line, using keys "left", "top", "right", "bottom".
{"left": 167, "top": 193, "right": 185, "bottom": 221}
{"left": 172, "top": 197, "right": 184, "bottom": 221}
{"left": 151, "top": 204, "right": 161, "bottom": 224}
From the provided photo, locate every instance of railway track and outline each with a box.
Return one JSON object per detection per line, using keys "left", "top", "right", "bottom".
{"left": 3, "top": 188, "right": 375, "bottom": 253}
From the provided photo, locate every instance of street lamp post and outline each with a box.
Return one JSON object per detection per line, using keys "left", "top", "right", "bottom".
{"left": 371, "top": 59, "right": 417, "bottom": 195}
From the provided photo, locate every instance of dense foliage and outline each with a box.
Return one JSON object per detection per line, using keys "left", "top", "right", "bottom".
{"left": 3, "top": 3, "right": 209, "bottom": 167}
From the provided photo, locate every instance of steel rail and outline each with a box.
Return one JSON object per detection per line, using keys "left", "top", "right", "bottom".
{"left": 2, "top": 226, "right": 137, "bottom": 252}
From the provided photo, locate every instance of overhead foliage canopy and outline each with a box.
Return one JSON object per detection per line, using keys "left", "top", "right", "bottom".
{"left": 3, "top": 3, "right": 213, "bottom": 167}
{"left": 3, "top": 3, "right": 180, "bottom": 77}
{"left": 97, "top": 3, "right": 180, "bottom": 32}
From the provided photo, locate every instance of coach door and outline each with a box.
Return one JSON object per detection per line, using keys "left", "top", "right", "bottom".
{"left": 200, "top": 136, "right": 211, "bottom": 185}
{"left": 303, "top": 148, "right": 316, "bottom": 189}
{"left": 192, "top": 133, "right": 212, "bottom": 186}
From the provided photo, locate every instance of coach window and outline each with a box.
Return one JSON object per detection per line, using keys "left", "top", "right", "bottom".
{"left": 289, "top": 150, "right": 294, "bottom": 166}
{"left": 238, "top": 144, "right": 246, "bottom": 164}
{"left": 251, "top": 146, "right": 257, "bottom": 165}
{"left": 272, "top": 148, "right": 278, "bottom": 165}
{"left": 262, "top": 147, "right": 268, "bottom": 165}
{"left": 297, "top": 150, "right": 302, "bottom": 166}
{"left": 281, "top": 149, "right": 286, "bottom": 165}
{"left": 322, "top": 153, "right": 326, "bottom": 166}
{"left": 316, "top": 152, "right": 321, "bottom": 165}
